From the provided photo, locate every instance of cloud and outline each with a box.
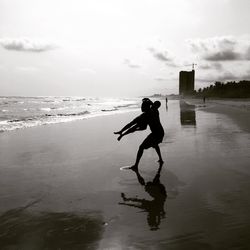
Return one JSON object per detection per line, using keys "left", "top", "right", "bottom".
{"left": 187, "top": 36, "right": 250, "bottom": 61}
{"left": 246, "top": 47, "right": 250, "bottom": 60}
{"left": 197, "top": 70, "right": 250, "bottom": 82}
{"left": 166, "top": 62, "right": 179, "bottom": 68}
{"left": 0, "top": 37, "right": 58, "bottom": 52}
{"left": 214, "top": 71, "right": 239, "bottom": 81}
{"left": 199, "top": 62, "right": 223, "bottom": 70}
{"left": 148, "top": 47, "right": 179, "bottom": 68}
{"left": 205, "top": 50, "right": 241, "bottom": 61}
{"left": 148, "top": 47, "right": 173, "bottom": 62}
{"left": 236, "top": 70, "right": 250, "bottom": 80}
{"left": 123, "top": 59, "right": 141, "bottom": 69}
{"left": 154, "top": 71, "right": 176, "bottom": 82}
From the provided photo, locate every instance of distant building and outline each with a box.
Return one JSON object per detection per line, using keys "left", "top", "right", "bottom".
{"left": 179, "top": 70, "right": 195, "bottom": 95}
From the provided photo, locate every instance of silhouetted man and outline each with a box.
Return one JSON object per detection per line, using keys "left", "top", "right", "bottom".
{"left": 115, "top": 99, "right": 164, "bottom": 170}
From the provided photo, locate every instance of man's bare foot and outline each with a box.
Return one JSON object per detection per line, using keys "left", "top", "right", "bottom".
{"left": 114, "top": 131, "right": 122, "bottom": 135}
{"left": 117, "top": 135, "right": 123, "bottom": 141}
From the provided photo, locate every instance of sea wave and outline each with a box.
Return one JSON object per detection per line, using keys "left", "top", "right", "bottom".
{"left": 101, "top": 108, "right": 118, "bottom": 112}
{"left": 114, "top": 103, "right": 138, "bottom": 109}
{"left": 40, "top": 108, "right": 52, "bottom": 112}
{"left": 0, "top": 97, "right": 140, "bottom": 132}
{"left": 0, "top": 111, "right": 91, "bottom": 132}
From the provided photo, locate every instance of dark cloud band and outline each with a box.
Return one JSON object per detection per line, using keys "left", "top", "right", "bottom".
{"left": 187, "top": 36, "right": 250, "bottom": 61}
{"left": 0, "top": 37, "right": 58, "bottom": 52}
{"left": 148, "top": 47, "right": 173, "bottom": 62}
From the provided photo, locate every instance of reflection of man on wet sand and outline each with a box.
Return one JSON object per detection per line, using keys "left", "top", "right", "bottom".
{"left": 114, "top": 98, "right": 165, "bottom": 170}
{"left": 119, "top": 163, "right": 167, "bottom": 231}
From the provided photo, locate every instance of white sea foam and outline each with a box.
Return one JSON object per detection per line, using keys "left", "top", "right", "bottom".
{"left": 40, "top": 108, "right": 51, "bottom": 112}
{"left": 0, "top": 96, "right": 140, "bottom": 132}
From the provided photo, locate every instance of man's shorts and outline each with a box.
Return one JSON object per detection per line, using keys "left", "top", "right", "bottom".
{"left": 141, "top": 133, "right": 164, "bottom": 149}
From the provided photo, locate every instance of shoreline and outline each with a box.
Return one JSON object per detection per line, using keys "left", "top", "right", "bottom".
{"left": 0, "top": 96, "right": 141, "bottom": 133}
{"left": 0, "top": 108, "right": 140, "bottom": 134}
{"left": 2, "top": 97, "right": 250, "bottom": 134}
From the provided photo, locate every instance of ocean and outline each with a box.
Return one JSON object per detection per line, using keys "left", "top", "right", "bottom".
{"left": 0, "top": 96, "right": 141, "bottom": 132}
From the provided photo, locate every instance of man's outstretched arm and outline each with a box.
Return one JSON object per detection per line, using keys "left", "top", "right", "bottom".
{"left": 114, "top": 116, "right": 140, "bottom": 135}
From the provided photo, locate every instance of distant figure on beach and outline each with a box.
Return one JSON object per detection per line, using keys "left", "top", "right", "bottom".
{"left": 165, "top": 97, "right": 168, "bottom": 110}
{"left": 114, "top": 98, "right": 164, "bottom": 170}
{"left": 203, "top": 96, "right": 206, "bottom": 103}
{"left": 119, "top": 162, "right": 167, "bottom": 231}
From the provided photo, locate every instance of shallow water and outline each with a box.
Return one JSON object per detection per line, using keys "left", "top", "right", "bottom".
{"left": 0, "top": 100, "right": 250, "bottom": 249}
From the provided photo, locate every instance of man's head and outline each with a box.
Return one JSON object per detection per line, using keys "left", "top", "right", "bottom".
{"left": 153, "top": 101, "right": 161, "bottom": 110}
{"left": 141, "top": 98, "right": 152, "bottom": 112}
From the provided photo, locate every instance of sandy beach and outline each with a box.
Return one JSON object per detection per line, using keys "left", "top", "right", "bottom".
{"left": 0, "top": 99, "right": 250, "bottom": 249}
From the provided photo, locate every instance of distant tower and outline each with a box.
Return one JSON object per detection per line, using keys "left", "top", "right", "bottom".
{"left": 179, "top": 70, "right": 195, "bottom": 96}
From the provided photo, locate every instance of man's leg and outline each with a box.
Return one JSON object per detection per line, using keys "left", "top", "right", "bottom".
{"left": 118, "top": 124, "right": 138, "bottom": 141}
{"left": 130, "top": 144, "right": 144, "bottom": 170}
{"left": 155, "top": 145, "right": 163, "bottom": 163}
{"left": 130, "top": 134, "right": 152, "bottom": 170}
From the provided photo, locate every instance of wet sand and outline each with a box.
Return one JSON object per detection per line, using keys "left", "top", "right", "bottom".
{"left": 186, "top": 98, "right": 250, "bottom": 133}
{"left": 0, "top": 100, "right": 250, "bottom": 249}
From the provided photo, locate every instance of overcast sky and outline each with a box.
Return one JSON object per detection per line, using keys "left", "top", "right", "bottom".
{"left": 0, "top": 0, "right": 250, "bottom": 97}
